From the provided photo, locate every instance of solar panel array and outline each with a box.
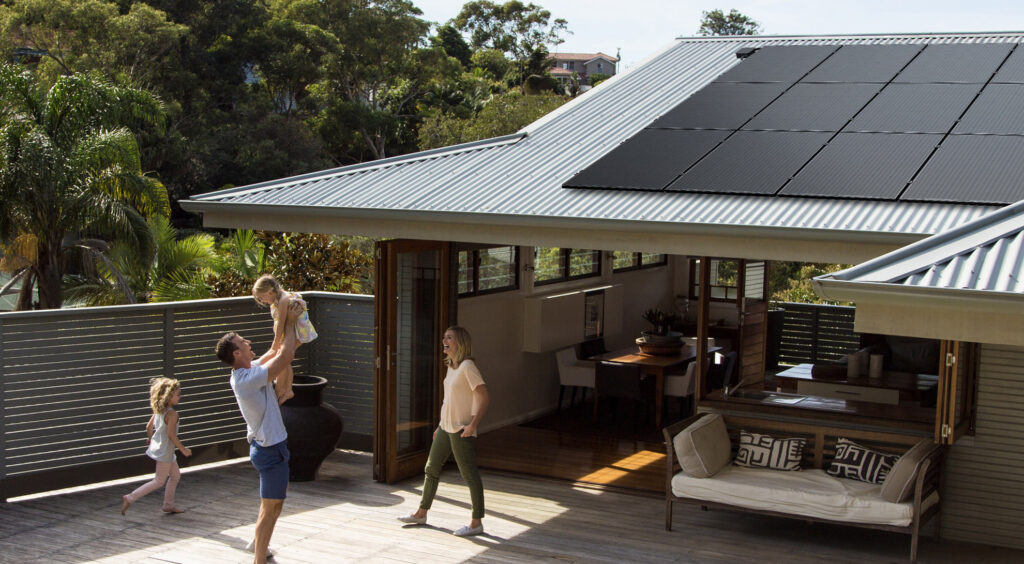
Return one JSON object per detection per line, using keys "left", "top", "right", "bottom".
{"left": 563, "top": 43, "right": 1024, "bottom": 205}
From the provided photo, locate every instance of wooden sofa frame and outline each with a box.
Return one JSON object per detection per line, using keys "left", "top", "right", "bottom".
{"left": 663, "top": 412, "right": 945, "bottom": 562}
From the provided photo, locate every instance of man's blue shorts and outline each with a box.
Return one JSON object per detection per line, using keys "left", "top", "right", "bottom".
{"left": 250, "top": 440, "right": 289, "bottom": 500}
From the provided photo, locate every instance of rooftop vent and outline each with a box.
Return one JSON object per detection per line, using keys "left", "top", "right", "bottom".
{"left": 735, "top": 47, "right": 759, "bottom": 59}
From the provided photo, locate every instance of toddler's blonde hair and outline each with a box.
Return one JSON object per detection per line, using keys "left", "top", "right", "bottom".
{"left": 252, "top": 274, "right": 283, "bottom": 306}
{"left": 149, "top": 377, "right": 180, "bottom": 414}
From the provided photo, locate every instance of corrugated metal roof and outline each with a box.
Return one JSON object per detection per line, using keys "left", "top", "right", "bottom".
{"left": 185, "top": 33, "right": 1024, "bottom": 240}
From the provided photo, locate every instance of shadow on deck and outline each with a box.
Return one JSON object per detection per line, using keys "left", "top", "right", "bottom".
{"left": 1, "top": 450, "right": 1022, "bottom": 563}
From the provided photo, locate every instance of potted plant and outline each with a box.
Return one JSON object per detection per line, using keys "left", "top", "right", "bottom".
{"left": 638, "top": 309, "right": 684, "bottom": 354}
{"left": 642, "top": 308, "right": 681, "bottom": 336}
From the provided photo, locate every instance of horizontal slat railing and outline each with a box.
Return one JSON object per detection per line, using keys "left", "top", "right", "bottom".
{"left": 0, "top": 293, "right": 374, "bottom": 500}
{"left": 776, "top": 302, "right": 860, "bottom": 366}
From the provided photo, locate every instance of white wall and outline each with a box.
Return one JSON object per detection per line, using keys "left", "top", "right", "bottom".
{"left": 462, "top": 251, "right": 680, "bottom": 432}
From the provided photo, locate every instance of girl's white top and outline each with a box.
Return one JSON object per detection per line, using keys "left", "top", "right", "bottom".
{"left": 146, "top": 409, "right": 178, "bottom": 462}
{"left": 439, "top": 359, "right": 485, "bottom": 435}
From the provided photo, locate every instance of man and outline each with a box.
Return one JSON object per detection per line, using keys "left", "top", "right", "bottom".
{"left": 215, "top": 301, "right": 301, "bottom": 564}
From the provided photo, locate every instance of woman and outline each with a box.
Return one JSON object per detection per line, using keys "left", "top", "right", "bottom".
{"left": 398, "top": 326, "right": 490, "bottom": 537}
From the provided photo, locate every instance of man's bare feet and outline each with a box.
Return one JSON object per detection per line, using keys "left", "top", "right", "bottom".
{"left": 162, "top": 506, "right": 186, "bottom": 514}
{"left": 120, "top": 495, "right": 132, "bottom": 516}
{"left": 277, "top": 390, "right": 294, "bottom": 405}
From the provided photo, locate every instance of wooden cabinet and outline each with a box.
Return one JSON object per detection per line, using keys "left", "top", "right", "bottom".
{"left": 796, "top": 380, "right": 900, "bottom": 405}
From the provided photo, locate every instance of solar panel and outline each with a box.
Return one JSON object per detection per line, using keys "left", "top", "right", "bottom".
{"left": 953, "top": 84, "right": 1024, "bottom": 134}
{"left": 665, "top": 131, "right": 831, "bottom": 195}
{"left": 903, "top": 135, "right": 1024, "bottom": 204}
{"left": 781, "top": 133, "right": 941, "bottom": 199}
{"left": 991, "top": 46, "right": 1024, "bottom": 83}
{"left": 648, "top": 82, "right": 788, "bottom": 130}
{"left": 845, "top": 83, "right": 982, "bottom": 134}
{"left": 714, "top": 45, "right": 838, "bottom": 83}
{"left": 894, "top": 43, "right": 1013, "bottom": 83}
{"left": 562, "top": 129, "right": 729, "bottom": 190}
{"left": 801, "top": 44, "right": 923, "bottom": 83}
{"left": 743, "top": 83, "right": 880, "bottom": 132}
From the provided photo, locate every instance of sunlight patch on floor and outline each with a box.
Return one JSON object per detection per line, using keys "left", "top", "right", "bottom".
{"left": 575, "top": 449, "right": 665, "bottom": 484}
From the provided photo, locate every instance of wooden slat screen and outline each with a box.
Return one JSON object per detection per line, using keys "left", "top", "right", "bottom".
{"left": 0, "top": 293, "right": 374, "bottom": 499}
{"left": 776, "top": 302, "right": 859, "bottom": 365}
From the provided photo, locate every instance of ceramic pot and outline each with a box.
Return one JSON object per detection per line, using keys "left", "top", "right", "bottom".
{"left": 280, "top": 375, "right": 343, "bottom": 482}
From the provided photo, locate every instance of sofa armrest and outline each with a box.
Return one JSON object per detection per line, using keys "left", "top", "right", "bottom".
{"left": 911, "top": 444, "right": 944, "bottom": 513}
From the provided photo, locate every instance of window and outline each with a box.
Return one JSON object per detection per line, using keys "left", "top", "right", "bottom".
{"left": 597, "top": 62, "right": 604, "bottom": 72}
{"left": 613, "top": 251, "right": 668, "bottom": 272}
{"left": 533, "top": 247, "right": 600, "bottom": 286}
{"left": 458, "top": 244, "right": 519, "bottom": 297}
{"left": 689, "top": 258, "right": 740, "bottom": 301}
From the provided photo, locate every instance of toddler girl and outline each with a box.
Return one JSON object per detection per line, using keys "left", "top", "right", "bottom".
{"left": 252, "top": 274, "right": 318, "bottom": 404}
{"left": 121, "top": 377, "right": 192, "bottom": 516}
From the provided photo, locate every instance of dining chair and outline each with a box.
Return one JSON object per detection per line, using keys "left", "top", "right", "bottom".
{"left": 555, "top": 347, "right": 596, "bottom": 412}
{"left": 664, "top": 359, "right": 708, "bottom": 421}
{"left": 594, "top": 361, "right": 654, "bottom": 430}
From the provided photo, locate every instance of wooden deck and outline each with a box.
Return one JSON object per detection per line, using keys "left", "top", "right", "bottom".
{"left": 2, "top": 450, "right": 1022, "bottom": 563}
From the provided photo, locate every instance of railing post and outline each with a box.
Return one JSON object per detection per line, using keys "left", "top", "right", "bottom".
{"left": 164, "top": 307, "right": 175, "bottom": 379}
{"left": 0, "top": 318, "right": 7, "bottom": 503}
{"left": 810, "top": 306, "right": 821, "bottom": 364}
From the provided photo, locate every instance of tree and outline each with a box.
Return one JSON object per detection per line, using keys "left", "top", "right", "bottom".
{"left": 0, "top": 64, "right": 169, "bottom": 309}
{"left": 63, "top": 216, "right": 216, "bottom": 306}
{"left": 418, "top": 90, "right": 567, "bottom": 150}
{"left": 432, "top": 24, "right": 473, "bottom": 67}
{"left": 698, "top": 9, "right": 761, "bottom": 36}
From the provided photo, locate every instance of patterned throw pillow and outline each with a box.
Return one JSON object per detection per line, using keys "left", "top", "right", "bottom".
{"left": 827, "top": 437, "right": 899, "bottom": 484}
{"left": 734, "top": 430, "right": 806, "bottom": 471}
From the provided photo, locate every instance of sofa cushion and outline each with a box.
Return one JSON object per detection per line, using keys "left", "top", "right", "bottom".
{"left": 827, "top": 438, "right": 899, "bottom": 484}
{"left": 672, "top": 414, "right": 731, "bottom": 478}
{"left": 734, "top": 430, "right": 805, "bottom": 471}
{"left": 880, "top": 438, "right": 935, "bottom": 502}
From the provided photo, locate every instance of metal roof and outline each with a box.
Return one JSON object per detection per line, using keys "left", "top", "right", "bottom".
{"left": 183, "top": 33, "right": 1024, "bottom": 252}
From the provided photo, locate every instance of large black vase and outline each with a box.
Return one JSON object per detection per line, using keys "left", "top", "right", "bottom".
{"left": 280, "top": 375, "right": 343, "bottom": 481}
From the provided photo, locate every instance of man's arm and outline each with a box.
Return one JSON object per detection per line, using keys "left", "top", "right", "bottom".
{"left": 262, "top": 301, "right": 302, "bottom": 383}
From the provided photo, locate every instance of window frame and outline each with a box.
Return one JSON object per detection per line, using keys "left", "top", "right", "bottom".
{"left": 612, "top": 251, "right": 668, "bottom": 273}
{"left": 689, "top": 257, "right": 745, "bottom": 304}
{"left": 533, "top": 247, "right": 602, "bottom": 287}
{"left": 457, "top": 243, "right": 520, "bottom": 298}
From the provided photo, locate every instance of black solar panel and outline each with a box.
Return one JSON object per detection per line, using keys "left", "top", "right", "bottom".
{"left": 781, "top": 133, "right": 941, "bottom": 200}
{"left": 563, "top": 129, "right": 729, "bottom": 190}
{"left": 953, "top": 84, "right": 1024, "bottom": 134}
{"left": 743, "top": 83, "right": 880, "bottom": 132}
{"left": 802, "top": 44, "right": 923, "bottom": 83}
{"left": 894, "top": 43, "right": 1013, "bottom": 83}
{"left": 845, "top": 83, "right": 981, "bottom": 133}
{"left": 648, "top": 82, "right": 788, "bottom": 130}
{"left": 665, "top": 131, "right": 831, "bottom": 195}
{"left": 714, "top": 45, "right": 838, "bottom": 83}
{"left": 992, "top": 46, "right": 1024, "bottom": 83}
{"left": 903, "top": 135, "right": 1024, "bottom": 204}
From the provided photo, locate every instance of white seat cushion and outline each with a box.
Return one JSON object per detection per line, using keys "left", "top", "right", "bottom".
{"left": 671, "top": 466, "right": 936, "bottom": 526}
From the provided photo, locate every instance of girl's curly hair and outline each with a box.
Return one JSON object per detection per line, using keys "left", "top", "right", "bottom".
{"left": 149, "top": 377, "right": 180, "bottom": 414}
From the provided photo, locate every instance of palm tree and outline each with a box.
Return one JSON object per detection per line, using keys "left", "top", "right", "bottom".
{"left": 64, "top": 216, "right": 217, "bottom": 306}
{"left": 0, "top": 64, "right": 169, "bottom": 309}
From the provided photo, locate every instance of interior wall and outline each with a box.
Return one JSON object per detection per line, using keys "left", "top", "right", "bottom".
{"left": 462, "top": 250, "right": 679, "bottom": 432}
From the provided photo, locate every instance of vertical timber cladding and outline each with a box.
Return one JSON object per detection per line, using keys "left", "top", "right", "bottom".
{"left": 942, "top": 344, "right": 1024, "bottom": 550}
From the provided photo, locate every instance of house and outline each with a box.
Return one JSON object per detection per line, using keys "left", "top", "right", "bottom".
{"left": 182, "top": 32, "right": 1024, "bottom": 552}
{"left": 548, "top": 51, "right": 618, "bottom": 87}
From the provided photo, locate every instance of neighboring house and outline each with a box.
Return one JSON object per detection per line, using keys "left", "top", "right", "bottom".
{"left": 549, "top": 52, "right": 618, "bottom": 87}
{"left": 183, "top": 32, "right": 1024, "bottom": 552}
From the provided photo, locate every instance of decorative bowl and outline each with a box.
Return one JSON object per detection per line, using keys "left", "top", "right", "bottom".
{"left": 636, "top": 336, "right": 683, "bottom": 355}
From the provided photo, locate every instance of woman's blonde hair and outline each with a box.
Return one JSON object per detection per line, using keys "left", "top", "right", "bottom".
{"left": 149, "top": 377, "right": 180, "bottom": 414}
{"left": 252, "top": 274, "right": 283, "bottom": 306}
{"left": 444, "top": 326, "right": 473, "bottom": 367}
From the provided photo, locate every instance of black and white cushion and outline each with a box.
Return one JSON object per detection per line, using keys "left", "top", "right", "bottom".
{"left": 734, "top": 431, "right": 805, "bottom": 471}
{"left": 827, "top": 437, "right": 899, "bottom": 484}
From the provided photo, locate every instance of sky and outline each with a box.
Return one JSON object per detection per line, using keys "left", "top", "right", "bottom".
{"left": 412, "top": 1, "right": 1024, "bottom": 69}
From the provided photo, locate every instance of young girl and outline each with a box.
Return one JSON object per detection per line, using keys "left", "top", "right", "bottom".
{"left": 121, "top": 377, "right": 192, "bottom": 516}
{"left": 252, "top": 274, "right": 318, "bottom": 404}
{"left": 398, "top": 326, "right": 490, "bottom": 537}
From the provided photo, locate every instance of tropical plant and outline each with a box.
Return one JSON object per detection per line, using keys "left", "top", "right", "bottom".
{"left": 0, "top": 63, "right": 168, "bottom": 309}
{"left": 63, "top": 216, "right": 216, "bottom": 306}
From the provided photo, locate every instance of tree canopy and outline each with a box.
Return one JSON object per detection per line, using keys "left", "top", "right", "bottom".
{"left": 698, "top": 9, "right": 761, "bottom": 36}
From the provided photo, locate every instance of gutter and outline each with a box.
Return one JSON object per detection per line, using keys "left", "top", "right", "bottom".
{"left": 812, "top": 277, "right": 1024, "bottom": 312}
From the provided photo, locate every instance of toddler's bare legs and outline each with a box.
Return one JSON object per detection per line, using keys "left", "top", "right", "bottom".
{"left": 276, "top": 365, "right": 294, "bottom": 405}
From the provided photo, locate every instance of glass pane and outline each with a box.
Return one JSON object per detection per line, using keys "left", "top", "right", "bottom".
{"left": 479, "top": 246, "right": 516, "bottom": 291}
{"left": 641, "top": 252, "right": 666, "bottom": 266}
{"left": 569, "top": 249, "right": 599, "bottom": 277}
{"left": 613, "top": 251, "right": 637, "bottom": 270}
{"left": 534, "top": 247, "right": 564, "bottom": 282}
{"left": 458, "top": 250, "right": 473, "bottom": 295}
{"left": 711, "top": 259, "right": 739, "bottom": 287}
{"left": 395, "top": 251, "right": 440, "bottom": 455}
{"left": 584, "top": 290, "right": 605, "bottom": 338}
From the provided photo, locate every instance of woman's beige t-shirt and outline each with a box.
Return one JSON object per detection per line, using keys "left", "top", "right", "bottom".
{"left": 439, "top": 359, "right": 485, "bottom": 435}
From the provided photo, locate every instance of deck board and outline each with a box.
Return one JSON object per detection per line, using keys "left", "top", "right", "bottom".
{"left": 2, "top": 450, "right": 1022, "bottom": 563}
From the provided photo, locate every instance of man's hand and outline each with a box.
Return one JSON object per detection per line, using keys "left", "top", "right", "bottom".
{"left": 286, "top": 300, "right": 303, "bottom": 323}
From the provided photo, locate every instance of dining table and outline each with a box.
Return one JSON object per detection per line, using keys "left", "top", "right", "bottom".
{"left": 590, "top": 344, "right": 721, "bottom": 428}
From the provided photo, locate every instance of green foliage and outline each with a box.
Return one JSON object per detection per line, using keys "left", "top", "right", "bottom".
{"left": 698, "top": 9, "right": 761, "bottom": 36}
{"left": 418, "top": 91, "right": 567, "bottom": 149}
{"left": 588, "top": 72, "right": 611, "bottom": 87}
{"left": 432, "top": 24, "right": 473, "bottom": 67}
{"left": 0, "top": 63, "right": 168, "bottom": 309}
{"left": 769, "top": 262, "right": 851, "bottom": 305}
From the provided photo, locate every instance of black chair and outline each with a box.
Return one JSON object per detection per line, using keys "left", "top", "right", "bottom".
{"left": 594, "top": 361, "right": 655, "bottom": 432}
